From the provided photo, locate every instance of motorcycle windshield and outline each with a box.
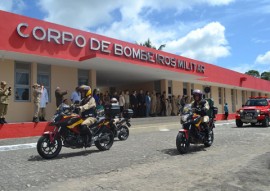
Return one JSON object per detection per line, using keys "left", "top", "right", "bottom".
{"left": 182, "top": 104, "right": 192, "bottom": 114}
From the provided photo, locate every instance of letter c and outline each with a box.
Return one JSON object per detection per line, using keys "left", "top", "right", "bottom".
{"left": 17, "top": 23, "right": 29, "bottom": 38}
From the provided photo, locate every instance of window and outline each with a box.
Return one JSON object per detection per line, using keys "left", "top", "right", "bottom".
{"left": 218, "top": 87, "right": 222, "bottom": 104}
{"left": 242, "top": 90, "right": 246, "bottom": 106}
{"left": 15, "top": 62, "right": 31, "bottom": 101}
{"left": 78, "top": 69, "right": 89, "bottom": 86}
{"left": 168, "top": 80, "right": 172, "bottom": 98}
{"left": 37, "top": 64, "right": 51, "bottom": 101}
{"left": 190, "top": 83, "right": 194, "bottom": 96}
{"left": 183, "top": 82, "right": 188, "bottom": 95}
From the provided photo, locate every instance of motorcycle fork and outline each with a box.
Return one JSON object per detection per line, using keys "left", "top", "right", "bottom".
{"left": 179, "top": 129, "right": 189, "bottom": 139}
{"left": 49, "top": 126, "right": 60, "bottom": 143}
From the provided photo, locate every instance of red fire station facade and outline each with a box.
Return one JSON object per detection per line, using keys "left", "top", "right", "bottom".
{"left": 1, "top": 10, "right": 270, "bottom": 128}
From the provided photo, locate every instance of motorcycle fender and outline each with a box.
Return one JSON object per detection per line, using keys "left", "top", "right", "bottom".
{"left": 42, "top": 131, "right": 56, "bottom": 143}
{"left": 179, "top": 129, "right": 189, "bottom": 139}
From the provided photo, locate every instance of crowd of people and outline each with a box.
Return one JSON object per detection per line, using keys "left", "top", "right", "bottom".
{"left": 0, "top": 79, "right": 230, "bottom": 124}
{"left": 86, "top": 89, "right": 192, "bottom": 118}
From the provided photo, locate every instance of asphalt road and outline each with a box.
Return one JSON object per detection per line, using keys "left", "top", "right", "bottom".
{"left": 0, "top": 118, "right": 270, "bottom": 191}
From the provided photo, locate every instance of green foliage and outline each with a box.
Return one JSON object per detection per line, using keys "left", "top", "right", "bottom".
{"left": 137, "top": 38, "right": 166, "bottom": 51}
{"left": 245, "top": 70, "right": 270, "bottom": 81}
{"left": 245, "top": 70, "right": 260, "bottom": 78}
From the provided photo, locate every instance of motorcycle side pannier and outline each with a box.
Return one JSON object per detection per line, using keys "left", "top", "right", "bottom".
{"left": 105, "top": 104, "right": 120, "bottom": 118}
{"left": 123, "top": 109, "right": 134, "bottom": 119}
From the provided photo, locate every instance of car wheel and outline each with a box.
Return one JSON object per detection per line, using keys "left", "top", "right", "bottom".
{"left": 236, "top": 119, "right": 243, "bottom": 127}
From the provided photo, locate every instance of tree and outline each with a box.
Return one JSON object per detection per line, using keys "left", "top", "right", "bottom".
{"left": 245, "top": 70, "right": 260, "bottom": 78}
{"left": 137, "top": 38, "right": 166, "bottom": 51}
{"left": 261, "top": 71, "right": 270, "bottom": 80}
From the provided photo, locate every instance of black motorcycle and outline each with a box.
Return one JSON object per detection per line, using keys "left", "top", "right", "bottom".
{"left": 176, "top": 104, "right": 216, "bottom": 154}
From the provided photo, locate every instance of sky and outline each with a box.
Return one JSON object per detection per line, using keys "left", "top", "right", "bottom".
{"left": 0, "top": 0, "right": 270, "bottom": 74}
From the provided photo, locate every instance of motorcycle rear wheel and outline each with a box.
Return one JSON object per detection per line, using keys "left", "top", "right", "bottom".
{"left": 95, "top": 128, "right": 114, "bottom": 151}
{"left": 204, "top": 129, "right": 214, "bottom": 147}
{"left": 37, "top": 135, "right": 62, "bottom": 159}
{"left": 176, "top": 132, "right": 189, "bottom": 154}
{"left": 118, "top": 125, "right": 129, "bottom": 141}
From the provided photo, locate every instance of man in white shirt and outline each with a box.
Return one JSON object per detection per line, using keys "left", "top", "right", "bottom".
{"left": 39, "top": 84, "right": 48, "bottom": 121}
{"left": 70, "top": 87, "right": 81, "bottom": 104}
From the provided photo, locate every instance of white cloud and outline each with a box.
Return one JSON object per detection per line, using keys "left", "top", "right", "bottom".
{"left": 255, "top": 51, "right": 270, "bottom": 65}
{"left": 0, "top": 0, "right": 25, "bottom": 13}
{"left": 0, "top": 0, "right": 12, "bottom": 11}
{"left": 165, "top": 22, "right": 230, "bottom": 63}
{"left": 36, "top": 0, "right": 233, "bottom": 63}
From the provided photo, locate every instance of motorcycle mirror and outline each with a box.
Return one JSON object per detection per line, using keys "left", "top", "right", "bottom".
{"left": 204, "top": 86, "right": 211, "bottom": 94}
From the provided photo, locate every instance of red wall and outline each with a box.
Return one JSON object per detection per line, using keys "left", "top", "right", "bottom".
{"left": 1, "top": 10, "right": 270, "bottom": 92}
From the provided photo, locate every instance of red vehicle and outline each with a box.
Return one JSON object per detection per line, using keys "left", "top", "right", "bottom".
{"left": 235, "top": 96, "right": 270, "bottom": 127}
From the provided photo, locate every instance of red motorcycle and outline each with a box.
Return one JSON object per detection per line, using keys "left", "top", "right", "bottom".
{"left": 37, "top": 107, "right": 114, "bottom": 159}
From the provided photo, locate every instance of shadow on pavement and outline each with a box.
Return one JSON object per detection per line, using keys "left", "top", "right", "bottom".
{"left": 161, "top": 145, "right": 206, "bottom": 156}
{"left": 28, "top": 149, "right": 100, "bottom": 161}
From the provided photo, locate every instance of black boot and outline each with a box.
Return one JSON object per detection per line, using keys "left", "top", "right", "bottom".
{"left": 2, "top": 118, "right": 7, "bottom": 123}
{"left": 0, "top": 118, "right": 3, "bottom": 124}
{"left": 80, "top": 125, "right": 92, "bottom": 147}
{"left": 33, "top": 117, "right": 39, "bottom": 123}
{"left": 202, "top": 123, "right": 210, "bottom": 142}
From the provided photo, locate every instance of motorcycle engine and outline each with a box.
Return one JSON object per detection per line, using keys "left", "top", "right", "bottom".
{"left": 64, "top": 133, "right": 84, "bottom": 148}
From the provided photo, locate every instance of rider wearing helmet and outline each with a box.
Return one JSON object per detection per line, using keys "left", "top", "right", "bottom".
{"left": 191, "top": 89, "right": 210, "bottom": 141}
{"left": 79, "top": 85, "right": 97, "bottom": 146}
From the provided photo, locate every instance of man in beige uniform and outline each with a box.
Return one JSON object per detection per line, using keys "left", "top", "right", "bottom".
{"left": 150, "top": 90, "right": 157, "bottom": 116}
{"left": 0, "top": 81, "right": 12, "bottom": 124}
{"left": 32, "top": 83, "right": 42, "bottom": 122}
{"left": 124, "top": 90, "right": 130, "bottom": 109}
{"left": 79, "top": 85, "right": 97, "bottom": 146}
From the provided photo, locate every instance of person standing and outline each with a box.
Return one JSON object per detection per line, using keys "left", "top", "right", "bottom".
{"left": 39, "top": 84, "right": 48, "bottom": 121}
{"left": 119, "top": 91, "right": 125, "bottom": 116}
{"left": 156, "top": 93, "right": 161, "bottom": 115}
{"left": 130, "top": 90, "right": 138, "bottom": 117}
{"left": 171, "top": 95, "right": 178, "bottom": 116}
{"left": 0, "top": 81, "right": 12, "bottom": 124}
{"left": 145, "top": 91, "right": 151, "bottom": 117}
{"left": 33, "top": 83, "right": 42, "bottom": 122}
{"left": 124, "top": 90, "right": 130, "bottom": 109}
{"left": 137, "top": 89, "right": 145, "bottom": 117}
{"left": 55, "top": 87, "right": 67, "bottom": 108}
{"left": 70, "top": 87, "right": 81, "bottom": 104}
{"left": 103, "top": 91, "right": 111, "bottom": 106}
{"left": 224, "top": 103, "right": 229, "bottom": 120}
{"left": 150, "top": 90, "right": 157, "bottom": 116}
{"left": 159, "top": 91, "right": 166, "bottom": 116}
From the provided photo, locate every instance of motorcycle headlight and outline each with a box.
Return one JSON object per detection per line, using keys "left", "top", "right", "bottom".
{"left": 181, "top": 114, "right": 189, "bottom": 123}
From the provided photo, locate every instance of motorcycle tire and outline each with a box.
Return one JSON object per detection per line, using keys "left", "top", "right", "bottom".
{"left": 204, "top": 129, "right": 214, "bottom": 147}
{"left": 118, "top": 125, "right": 129, "bottom": 141}
{"left": 37, "top": 135, "right": 62, "bottom": 159}
{"left": 176, "top": 132, "right": 189, "bottom": 154}
{"left": 95, "top": 127, "right": 114, "bottom": 151}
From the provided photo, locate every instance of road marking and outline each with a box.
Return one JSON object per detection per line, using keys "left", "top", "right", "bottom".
{"left": 0, "top": 143, "right": 36, "bottom": 152}
{"left": 159, "top": 128, "right": 170, "bottom": 132}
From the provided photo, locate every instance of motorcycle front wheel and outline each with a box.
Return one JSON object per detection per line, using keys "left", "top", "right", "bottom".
{"left": 118, "top": 125, "right": 129, "bottom": 141}
{"left": 176, "top": 132, "right": 189, "bottom": 154}
{"left": 95, "top": 127, "right": 114, "bottom": 151}
{"left": 37, "top": 135, "right": 62, "bottom": 159}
